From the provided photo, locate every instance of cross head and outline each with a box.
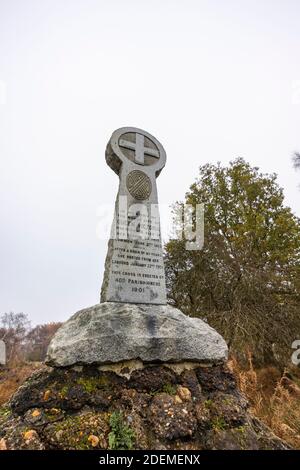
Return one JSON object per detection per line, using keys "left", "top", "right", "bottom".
{"left": 119, "top": 133, "right": 160, "bottom": 165}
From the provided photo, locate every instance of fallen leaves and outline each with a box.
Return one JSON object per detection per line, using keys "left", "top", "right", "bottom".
{"left": 0, "top": 438, "right": 7, "bottom": 450}
{"left": 43, "top": 390, "right": 51, "bottom": 401}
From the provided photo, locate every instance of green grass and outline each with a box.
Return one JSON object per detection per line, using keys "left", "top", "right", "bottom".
{"left": 212, "top": 416, "right": 228, "bottom": 431}
{"left": 162, "top": 383, "right": 177, "bottom": 395}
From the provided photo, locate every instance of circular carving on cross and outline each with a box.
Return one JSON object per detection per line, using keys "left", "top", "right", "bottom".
{"left": 126, "top": 170, "right": 152, "bottom": 200}
{"left": 106, "top": 127, "right": 167, "bottom": 177}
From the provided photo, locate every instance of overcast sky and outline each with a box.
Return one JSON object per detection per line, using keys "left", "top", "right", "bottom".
{"left": 0, "top": 0, "right": 300, "bottom": 325}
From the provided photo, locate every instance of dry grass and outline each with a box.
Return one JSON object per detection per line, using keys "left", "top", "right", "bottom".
{"left": 229, "top": 353, "right": 300, "bottom": 449}
{"left": 0, "top": 362, "right": 42, "bottom": 406}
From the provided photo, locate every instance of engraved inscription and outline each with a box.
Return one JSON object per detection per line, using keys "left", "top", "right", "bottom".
{"left": 108, "top": 239, "right": 165, "bottom": 302}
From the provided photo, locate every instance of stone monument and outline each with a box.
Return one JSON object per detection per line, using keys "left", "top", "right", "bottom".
{"left": 101, "top": 127, "right": 166, "bottom": 304}
{"left": 1, "top": 128, "right": 288, "bottom": 451}
{"left": 46, "top": 127, "right": 227, "bottom": 367}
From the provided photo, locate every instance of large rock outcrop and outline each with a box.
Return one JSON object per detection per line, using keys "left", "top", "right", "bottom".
{"left": 0, "top": 362, "right": 290, "bottom": 450}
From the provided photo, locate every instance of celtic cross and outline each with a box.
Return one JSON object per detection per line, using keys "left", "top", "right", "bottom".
{"left": 101, "top": 127, "right": 167, "bottom": 305}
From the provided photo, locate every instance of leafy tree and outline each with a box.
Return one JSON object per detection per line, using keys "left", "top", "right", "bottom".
{"left": 165, "top": 158, "right": 300, "bottom": 367}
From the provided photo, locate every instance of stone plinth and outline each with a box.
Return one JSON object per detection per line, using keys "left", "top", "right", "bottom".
{"left": 1, "top": 362, "right": 290, "bottom": 450}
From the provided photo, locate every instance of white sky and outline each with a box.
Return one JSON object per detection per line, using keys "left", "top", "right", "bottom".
{"left": 0, "top": 0, "right": 299, "bottom": 325}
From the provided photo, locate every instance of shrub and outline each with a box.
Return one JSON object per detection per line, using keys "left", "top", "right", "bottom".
{"left": 108, "top": 411, "right": 135, "bottom": 450}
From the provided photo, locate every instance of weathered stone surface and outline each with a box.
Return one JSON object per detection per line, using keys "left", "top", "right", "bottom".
{"left": 0, "top": 339, "right": 5, "bottom": 365}
{"left": 46, "top": 302, "right": 228, "bottom": 367}
{"left": 148, "top": 392, "right": 197, "bottom": 440}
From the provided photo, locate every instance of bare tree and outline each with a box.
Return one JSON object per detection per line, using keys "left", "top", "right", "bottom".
{"left": 293, "top": 152, "right": 300, "bottom": 170}
{"left": 0, "top": 312, "right": 31, "bottom": 364}
{"left": 26, "top": 323, "right": 62, "bottom": 361}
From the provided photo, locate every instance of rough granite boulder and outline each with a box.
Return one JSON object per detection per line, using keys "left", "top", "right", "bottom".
{"left": 45, "top": 302, "right": 228, "bottom": 367}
